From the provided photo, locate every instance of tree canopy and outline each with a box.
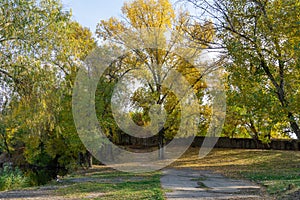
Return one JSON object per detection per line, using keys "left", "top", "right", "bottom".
{"left": 0, "top": 0, "right": 95, "bottom": 170}
{"left": 94, "top": 0, "right": 218, "bottom": 159}
{"left": 186, "top": 0, "right": 300, "bottom": 139}
{"left": 0, "top": 0, "right": 299, "bottom": 179}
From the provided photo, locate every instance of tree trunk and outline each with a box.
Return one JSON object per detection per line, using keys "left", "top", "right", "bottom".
{"left": 79, "top": 151, "right": 93, "bottom": 169}
{"left": 86, "top": 151, "right": 93, "bottom": 169}
{"left": 158, "top": 129, "right": 165, "bottom": 160}
{"left": 288, "top": 112, "right": 300, "bottom": 139}
{"left": 259, "top": 61, "right": 300, "bottom": 139}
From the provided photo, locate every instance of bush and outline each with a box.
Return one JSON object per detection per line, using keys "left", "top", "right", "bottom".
{"left": 0, "top": 165, "right": 30, "bottom": 191}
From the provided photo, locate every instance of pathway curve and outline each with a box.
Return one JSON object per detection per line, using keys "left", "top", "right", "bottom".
{"left": 161, "top": 168, "right": 273, "bottom": 200}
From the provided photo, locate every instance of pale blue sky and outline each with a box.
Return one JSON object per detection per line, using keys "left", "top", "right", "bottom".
{"left": 61, "top": 0, "right": 126, "bottom": 33}
{"left": 60, "top": 0, "right": 189, "bottom": 34}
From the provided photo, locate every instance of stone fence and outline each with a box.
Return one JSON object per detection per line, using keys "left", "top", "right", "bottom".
{"left": 192, "top": 137, "right": 300, "bottom": 150}
{"left": 116, "top": 134, "right": 300, "bottom": 151}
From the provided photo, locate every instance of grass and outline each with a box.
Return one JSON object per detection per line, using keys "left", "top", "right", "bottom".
{"left": 170, "top": 147, "right": 300, "bottom": 197}
{"left": 1, "top": 148, "right": 298, "bottom": 199}
{"left": 55, "top": 166, "right": 165, "bottom": 200}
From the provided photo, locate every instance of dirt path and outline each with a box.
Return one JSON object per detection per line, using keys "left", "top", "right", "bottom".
{"left": 0, "top": 185, "right": 67, "bottom": 200}
{"left": 161, "top": 168, "right": 273, "bottom": 200}
{"left": 0, "top": 174, "right": 145, "bottom": 200}
{"left": 0, "top": 168, "right": 274, "bottom": 200}
{"left": 0, "top": 178, "right": 107, "bottom": 200}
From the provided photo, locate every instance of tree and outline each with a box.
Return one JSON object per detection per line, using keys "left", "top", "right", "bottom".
{"left": 185, "top": 0, "right": 300, "bottom": 139}
{"left": 96, "top": 0, "right": 214, "bottom": 159}
{"left": 223, "top": 79, "right": 290, "bottom": 142}
{"left": 0, "top": 0, "right": 96, "bottom": 170}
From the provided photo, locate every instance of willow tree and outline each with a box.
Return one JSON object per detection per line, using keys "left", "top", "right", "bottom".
{"left": 186, "top": 0, "right": 300, "bottom": 139}
{"left": 96, "top": 0, "right": 214, "bottom": 159}
{"left": 0, "top": 0, "right": 95, "bottom": 169}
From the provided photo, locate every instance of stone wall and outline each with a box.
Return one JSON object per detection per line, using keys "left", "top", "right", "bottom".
{"left": 192, "top": 137, "right": 300, "bottom": 150}
{"left": 116, "top": 134, "right": 300, "bottom": 150}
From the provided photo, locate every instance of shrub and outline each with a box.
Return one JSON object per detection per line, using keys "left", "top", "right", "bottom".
{"left": 0, "top": 165, "right": 30, "bottom": 191}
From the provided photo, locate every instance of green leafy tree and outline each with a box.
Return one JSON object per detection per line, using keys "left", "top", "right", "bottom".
{"left": 186, "top": 0, "right": 300, "bottom": 139}
{"left": 0, "top": 0, "right": 95, "bottom": 170}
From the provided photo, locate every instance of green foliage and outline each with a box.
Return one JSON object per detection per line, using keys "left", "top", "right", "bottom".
{"left": 0, "top": 0, "right": 96, "bottom": 172}
{"left": 0, "top": 166, "right": 29, "bottom": 191}
{"left": 95, "top": 63, "right": 120, "bottom": 141}
{"left": 186, "top": 0, "right": 300, "bottom": 139}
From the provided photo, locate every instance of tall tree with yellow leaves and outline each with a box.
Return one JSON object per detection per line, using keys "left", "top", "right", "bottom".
{"left": 96, "top": 0, "right": 215, "bottom": 159}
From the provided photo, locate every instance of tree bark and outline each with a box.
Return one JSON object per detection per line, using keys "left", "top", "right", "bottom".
{"left": 86, "top": 151, "right": 93, "bottom": 169}
{"left": 158, "top": 128, "right": 165, "bottom": 160}
{"left": 288, "top": 112, "right": 300, "bottom": 139}
{"left": 260, "top": 60, "right": 300, "bottom": 139}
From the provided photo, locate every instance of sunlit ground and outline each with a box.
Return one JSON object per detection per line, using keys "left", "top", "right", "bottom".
{"left": 170, "top": 147, "right": 300, "bottom": 196}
